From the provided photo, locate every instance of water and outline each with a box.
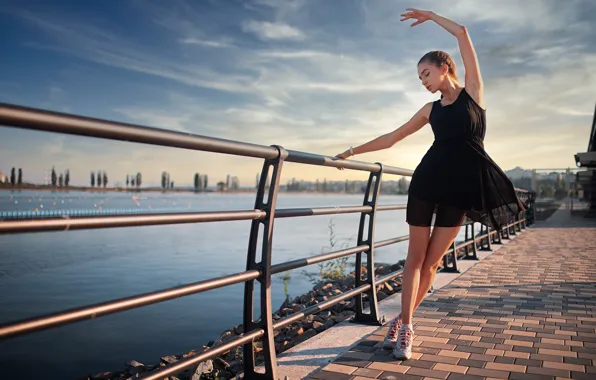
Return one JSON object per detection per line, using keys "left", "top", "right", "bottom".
{"left": 0, "top": 190, "right": 473, "bottom": 379}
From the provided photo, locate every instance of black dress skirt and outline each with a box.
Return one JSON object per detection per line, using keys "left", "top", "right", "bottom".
{"left": 406, "top": 88, "right": 526, "bottom": 230}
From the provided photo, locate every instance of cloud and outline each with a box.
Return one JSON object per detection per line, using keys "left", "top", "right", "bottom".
{"left": 242, "top": 20, "right": 305, "bottom": 40}
{"left": 179, "top": 37, "right": 234, "bottom": 48}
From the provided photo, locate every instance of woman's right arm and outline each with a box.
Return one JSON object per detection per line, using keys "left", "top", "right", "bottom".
{"left": 335, "top": 102, "right": 432, "bottom": 160}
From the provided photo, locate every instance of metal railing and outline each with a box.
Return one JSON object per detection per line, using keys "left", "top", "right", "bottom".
{"left": 0, "top": 103, "right": 534, "bottom": 379}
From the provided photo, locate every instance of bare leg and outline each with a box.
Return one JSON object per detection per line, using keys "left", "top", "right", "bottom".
{"left": 400, "top": 225, "right": 431, "bottom": 325}
{"left": 415, "top": 226, "right": 462, "bottom": 309}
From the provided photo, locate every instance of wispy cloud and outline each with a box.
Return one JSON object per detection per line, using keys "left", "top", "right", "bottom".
{"left": 179, "top": 37, "right": 234, "bottom": 48}
{"left": 242, "top": 20, "right": 305, "bottom": 40}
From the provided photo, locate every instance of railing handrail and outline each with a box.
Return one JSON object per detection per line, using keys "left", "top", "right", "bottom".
{"left": 0, "top": 101, "right": 536, "bottom": 380}
{"left": 0, "top": 102, "right": 413, "bottom": 176}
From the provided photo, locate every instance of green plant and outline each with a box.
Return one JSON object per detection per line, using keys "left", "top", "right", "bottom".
{"left": 303, "top": 219, "right": 355, "bottom": 285}
{"left": 282, "top": 271, "right": 291, "bottom": 300}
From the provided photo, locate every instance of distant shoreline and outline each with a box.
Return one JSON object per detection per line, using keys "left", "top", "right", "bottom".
{"left": 0, "top": 185, "right": 394, "bottom": 195}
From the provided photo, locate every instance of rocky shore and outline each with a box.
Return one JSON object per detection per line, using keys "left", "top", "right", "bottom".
{"left": 82, "top": 242, "right": 478, "bottom": 380}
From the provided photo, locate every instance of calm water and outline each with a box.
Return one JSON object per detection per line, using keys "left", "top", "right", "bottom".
{"left": 0, "top": 190, "right": 473, "bottom": 379}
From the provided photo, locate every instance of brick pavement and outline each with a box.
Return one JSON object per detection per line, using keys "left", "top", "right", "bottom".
{"left": 307, "top": 224, "right": 596, "bottom": 380}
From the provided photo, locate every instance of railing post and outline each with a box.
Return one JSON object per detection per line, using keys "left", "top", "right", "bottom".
{"left": 442, "top": 241, "right": 460, "bottom": 273}
{"left": 464, "top": 223, "right": 479, "bottom": 260}
{"left": 353, "top": 163, "right": 383, "bottom": 325}
{"left": 479, "top": 223, "right": 492, "bottom": 251}
{"left": 242, "top": 145, "right": 287, "bottom": 380}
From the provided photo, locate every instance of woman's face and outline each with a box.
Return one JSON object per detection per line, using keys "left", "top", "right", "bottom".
{"left": 417, "top": 62, "right": 447, "bottom": 93}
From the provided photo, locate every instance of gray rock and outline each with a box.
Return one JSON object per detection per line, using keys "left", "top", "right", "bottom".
{"left": 160, "top": 355, "right": 178, "bottom": 366}
{"left": 190, "top": 360, "right": 214, "bottom": 380}
{"left": 125, "top": 360, "right": 145, "bottom": 375}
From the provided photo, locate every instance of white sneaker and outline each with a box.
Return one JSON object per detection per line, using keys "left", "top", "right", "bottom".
{"left": 392, "top": 325, "right": 414, "bottom": 360}
{"left": 383, "top": 314, "right": 402, "bottom": 349}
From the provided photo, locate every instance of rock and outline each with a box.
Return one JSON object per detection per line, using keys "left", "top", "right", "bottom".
{"left": 316, "top": 310, "right": 331, "bottom": 319}
{"left": 346, "top": 299, "right": 356, "bottom": 310}
{"left": 384, "top": 282, "right": 394, "bottom": 293}
{"left": 221, "top": 330, "right": 233, "bottom": 339}
{"left": 125, "top": 360, "right": 145, "bottom": 375}
{"left": 214, "top": 357, "right": 230, "bottom": 370}
{"left": 324, "top": 319, "right": 335, "bottom": 329}
{"left": 160, "top": 355, "right": 178, "bottom": 366}
{"left": 292, "top": 304, "right": 305, "bottom": 313}
{"left": 227, "top": 360, "right": 244, "bottom": 374}
{"left": 312, "top": 321, "right": 325, "bottom": 332}
{"left": 294, "top": 328, "right": 317, "bottom": 344}
{"left": 190, "top": 360, "right": 214, "bottom": 380}
{"left": 299, "top": 293, "right": 314, "bottom": 304}
{"left": 233, "top": 324, "right": 243, "bottom": 335}
{"left": 289, "top": 326, "right": 304, "bottom": 336}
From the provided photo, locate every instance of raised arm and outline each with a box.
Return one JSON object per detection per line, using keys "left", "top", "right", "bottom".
{"left": 334, "top": 102, "right": 432, "bottom": 163}
{"left": 401, "top": 8, "right": 484, "bottom": 108}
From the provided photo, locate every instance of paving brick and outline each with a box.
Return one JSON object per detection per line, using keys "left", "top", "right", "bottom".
{"left": 353, "top": 368, "right": 383, "bottom": 378}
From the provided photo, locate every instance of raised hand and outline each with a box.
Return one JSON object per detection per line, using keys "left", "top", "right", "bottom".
{"left": 400, "top": 8, "right": 433, "bottom": 27}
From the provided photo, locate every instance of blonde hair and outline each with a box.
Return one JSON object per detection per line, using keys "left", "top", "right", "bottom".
{"left": 418, "top": 50, "right": 459, "bottom": 84}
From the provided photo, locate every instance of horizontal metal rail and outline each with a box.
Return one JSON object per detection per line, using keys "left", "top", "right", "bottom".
{"left": 0, "top": 102, "right": 412, "bottom": 176}
{"left": 0, "top": 269, "right": 261, "bottom": 339}
{"left": 0, "top": 204, "right": 407, "bottom": 234}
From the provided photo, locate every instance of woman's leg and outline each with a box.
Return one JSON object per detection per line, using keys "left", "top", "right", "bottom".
{"left": 416, "top": 225, "right": 462, "bottom": 305}
{"left": 400, "top": 225, "right": 432, "bottom": 324}
{"left": 415, "top": 206, "right": 466, "bottom": 310}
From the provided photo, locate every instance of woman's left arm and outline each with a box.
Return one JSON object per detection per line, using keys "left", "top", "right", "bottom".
{"left": 401, "top": 9, "right": 484, "bottom": 106}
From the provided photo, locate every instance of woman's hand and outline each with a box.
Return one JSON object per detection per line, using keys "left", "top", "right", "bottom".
{"left": 400, "top": 8, "right": 434, "bottom": 27}
{"left": 333, "top": 150, "right": 352, "bottom": 170}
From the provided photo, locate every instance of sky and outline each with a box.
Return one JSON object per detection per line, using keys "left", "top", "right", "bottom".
{"left": 0, "top": 0, "right": 595, "bottom": 187}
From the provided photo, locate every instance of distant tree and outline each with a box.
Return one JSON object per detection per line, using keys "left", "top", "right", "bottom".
{"left": 203, "top": 175, "right": 208, "bottom": 190}
{"left": 131, "top": 178, "right": 136, "bottom": 187}
{"left": 194, "top": 173, "right": 200, "bottom": 191}
{"left": 51, "top": 167, "right": 57, "bottom": 187}
{"left": 345, "top": 179, "right": 349, "bottom": 193}
{"left": 136, "top": 172, "right": 142, "bottom": 188}
{"left": 97, "top": 171, "right": 103, "bottom": 187}
{"left": 10, "top": 167, "right": 15, "bottom": 186}
{"left": 161, "top": 171, "right": 167, "bottom": 189}
{"left": 170, "top": 181, "right": 174, "bottom": 189}
{"left": 103, "top": 172, "right": 108, "bottom": 188}
{"left": 65, "top": 170, "right": 70, "bottom": 187}
{"left": 17, "top": 168, "right": 22, "bottom": 185}
{"left": 58, "top": 173, "right": 64, "bottom": 187}
{"left": 217, "top": 181, "right": 225, "bottom": 191}
{"left": 90, "top": 171, "right": 95, "bottom": 187}
{"left": 126, "top": 175, "right": 130, "bottom": 188}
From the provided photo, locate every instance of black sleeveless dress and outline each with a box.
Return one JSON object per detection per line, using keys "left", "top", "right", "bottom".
{"left": 407, "top": 88, "right": 526, "bottom": 230}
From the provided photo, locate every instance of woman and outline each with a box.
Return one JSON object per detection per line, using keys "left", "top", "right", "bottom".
{"left": 334, "top": 9, "right": 525, "bottom": 360}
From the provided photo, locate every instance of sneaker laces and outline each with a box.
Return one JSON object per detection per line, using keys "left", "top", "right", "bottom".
{"left": 397, "top": 327, "right": 413, "bottom": 347}
{"left": 387, "top": 316, "right": 401, "bottom": 339}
